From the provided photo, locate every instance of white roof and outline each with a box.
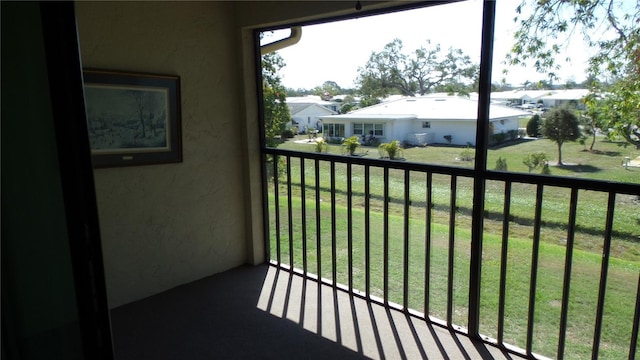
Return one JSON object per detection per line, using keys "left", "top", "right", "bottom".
{"left": 540, "top": 89, "right": 589, "bottom": 100}
{"left": 320, "top": 95, "right": 529, "bottom": 121}
{"left": 288, "top": 103, "right": 336, "bottom": 116}
{"left": 490, "top": 89, "right": 553, "bottom": 101}
{"left": 286, "top": 96, "right": 335, "bottom": 106}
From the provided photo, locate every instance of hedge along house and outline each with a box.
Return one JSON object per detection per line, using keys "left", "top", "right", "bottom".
{"left": 319, "top": 95, "right": 529, "bottom": 146}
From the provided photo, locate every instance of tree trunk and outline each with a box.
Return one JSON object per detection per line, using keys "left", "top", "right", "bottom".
{"left": 589, "top": 132, "right": 596, "bottom": 151}
{"left": 557, "top": 142, "right": 563, "bottom": 165}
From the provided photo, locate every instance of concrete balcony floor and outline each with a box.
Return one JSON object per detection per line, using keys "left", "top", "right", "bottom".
{"left": 110, "top": 264, "right": 528, "bottom": 359}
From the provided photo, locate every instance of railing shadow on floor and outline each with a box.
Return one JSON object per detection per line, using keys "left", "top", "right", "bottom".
{"left": 257, "top": 264, "right": 528, "bottom": 359}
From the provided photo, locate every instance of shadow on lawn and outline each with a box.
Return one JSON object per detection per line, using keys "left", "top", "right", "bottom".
{"left": 555, "top": 163, "right": 601, "bottom": 173}
{"left": 288, "top": 182, "right": 639, "bottom": 244}
{"left": 489, "top": 137, "right": 536, "bottom": 150}
{"left": 583, "top": 149, "right": 622, "bottom": 157}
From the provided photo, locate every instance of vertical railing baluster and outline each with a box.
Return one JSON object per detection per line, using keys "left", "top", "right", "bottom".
{"left": 497, "top": 181, "right": 512, "bottom": 345}
{"left": 403, "top": 169, "right": 410, "bottom": 310}
{"left": 593, "top": 192, "right": 616, "bottom": 359}
{"left": 315, "top": 159, "right": 321, "bottom": 280}
{"left": 274, "top": 156, "right": 281, "bottom": 265}
{"left": 629, "top": 273, "right": 640, "bottom": 360}
{"left": 384, "top": 167, "right": 390, "bottom": 304}
{"left": 331, "top": 161, "right": 337, "bottom": 288}
{"left": 365, "top": 165, "right": 371, "bottom": 299}
{"left": 526, "top": 184, "right": 544, "bottom": 356}
{"left": 424, "top": 172, "right": 433, "bottom": 317}
{"left": 447, "top": 175, "right": 457, "bottom": 326}
{"left": 558, "top": 188, "right": 579, "bottom": 359}
{"left": 301, "top": 158, "right": 307, "bottom": 275}
{"left": 347, "top": 163, "right": 353, "bottom": 292}
{"left": 287, "top": 156, "right": 293, "bottom": 267}
{"left": 468, "top": 0, "right": 495, "bottom": 338}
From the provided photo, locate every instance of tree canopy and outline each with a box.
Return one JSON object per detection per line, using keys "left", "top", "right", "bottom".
{"left": 262, "top": 52, "right": 290, "bottom": 147}
{"left": 542, "top": 108, "right": 581, "bottom": 165}
{"left": 356, "top": 38, "right": 478, "bottom": 98}
{"left": 508, "top": 0, "right": 640, "bottom": 148}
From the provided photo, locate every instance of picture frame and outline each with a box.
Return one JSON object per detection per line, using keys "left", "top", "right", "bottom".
{"left": 83, "top": 69, "right": 182, "bottom": 168}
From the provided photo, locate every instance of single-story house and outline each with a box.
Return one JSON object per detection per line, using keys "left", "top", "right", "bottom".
{"left": 318, "top": 95, "right": 530, "bottom": 146}
{"left": 286, "top": 96, "right": 340, "bottom": 113}
{"left": 539, "top": 89, "right": 589, "bottom": 109}
{"left": 490, "top": 89, "right": 553, "bottom": 107}
{"left": 287, "top": 102, "right": 337, "bottom": 132}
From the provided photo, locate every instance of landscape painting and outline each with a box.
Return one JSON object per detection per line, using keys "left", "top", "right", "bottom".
{"left": 83, "top": 70, "right": 182, "bottom": 168}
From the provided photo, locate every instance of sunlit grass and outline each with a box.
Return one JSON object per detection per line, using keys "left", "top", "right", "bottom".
{"left": 268, "top": 193, "right": 640, "bottom": 359}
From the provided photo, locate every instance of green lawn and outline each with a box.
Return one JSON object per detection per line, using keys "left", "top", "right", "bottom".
{"left": 268, "top": 194, "right": 640, "bottom": 359}
{"left": 279, "top": 134, "right": 639, "bottom": 184}
{"left": 277, "top": 135, "right": 639, "bottom": 260}
{"left": 269, "top": 135, "right": 640, "bottom": 358}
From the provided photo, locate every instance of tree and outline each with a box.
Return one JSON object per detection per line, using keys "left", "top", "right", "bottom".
{"left": 313, "top": 81, "right": 342, "bottom": 99}
{"left": 508, "top": 0, "right": 640, "bottom": 149}
{"left": 581, "top": 92, "right": 607, "bottom": 151}
{"left": 262, "top": 52, "right": 290, "bottom": 147}
{"left": 356, "top": 38, "right": 478, "bottom": 98}
{"left": 340, "top": 103, "right": 355, "bottom": 114}
{"left": 526, "top": 114, "right": 541, "bottom": 137}
{"left": 541, "top": 108, "right": 581, "bottom": 165}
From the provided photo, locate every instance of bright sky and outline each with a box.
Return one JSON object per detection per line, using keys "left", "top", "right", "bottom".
{"left": 262, "top": 0, "right": 594, "bottom": 90}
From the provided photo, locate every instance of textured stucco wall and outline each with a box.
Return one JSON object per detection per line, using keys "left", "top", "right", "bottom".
{"left": 76, "top": 1, "right": 246, "bottom": 308}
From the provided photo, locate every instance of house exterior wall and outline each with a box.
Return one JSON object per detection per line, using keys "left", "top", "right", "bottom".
{"left": 429, "top": 121, "right": 477, "bottom": 145}
{"left": 387, "top": 119, "right": 413, "bottom": 143}
{"left": 292, "top": 105, "right": 333, "bottom": 131}
{"left": 76, "top": 2, "right": 247, "bottom": 308}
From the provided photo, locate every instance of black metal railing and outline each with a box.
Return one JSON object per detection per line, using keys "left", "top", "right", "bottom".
{"left": 262, "top": 147, "right": 639, "bottom": 359}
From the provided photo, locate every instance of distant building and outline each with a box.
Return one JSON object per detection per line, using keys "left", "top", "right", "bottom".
{"left": 287, "top": 102, "right": 337, "bottom": 133}
{"left": 539, "top": 89, "right": 590, "bottom": 109}
{"left": 319, "top": 94, "right": 529, "bottom": 146}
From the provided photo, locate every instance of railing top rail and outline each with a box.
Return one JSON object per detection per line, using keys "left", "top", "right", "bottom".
{"left": 264, "top": 147, "right": 640, "bottom": 196}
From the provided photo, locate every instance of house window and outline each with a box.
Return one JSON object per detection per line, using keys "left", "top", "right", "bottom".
{"left": 323, "top": 123, "right": 344, "bottom": 138}
{"left": 422, "top": 121, "right": 431, "bottom": 128}
{"left": 353, "top": 123, "right": 383, "bottom": 137}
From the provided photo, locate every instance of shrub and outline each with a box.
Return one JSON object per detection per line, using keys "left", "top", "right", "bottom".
{"left": 265, "top": 155, "right": 286, "bottom": 180}
{"left": 523, "top": 152, "right": 548, "bottom": 173}
{"left": 326, "top": 136, "right": 343, "bottom": 145}
{"left": 342, "top": 136, "right": 360, "bottom": 156}
{"left": 378, "top": 140, "right": 403, "bottom": 160}
{"left": 526, "top": 114, "right": 541, "bottom": 137}
{"left": 314, "top": 139, "right": 328, "bottom": 153}
{"left": 459, "top": 146, "right": 474, "bottom": 161}
{"left": 490, "top": 132, "right": 507, "bottom": 145}
{"left": 495, "top": 156, "right": 508, "bottom": 171}
{"left": 363, "top": 137, "right": 381, "bottom": 147}
{"left": 281, "top": 129, "right": 295, "bottom": 138}
{"left": 541, "top": 163, "right": 551, "bottom": 175}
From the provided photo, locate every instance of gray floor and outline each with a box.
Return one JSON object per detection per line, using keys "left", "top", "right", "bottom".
{"left": 110, "top": 264, "right": 529, "bottom": 359}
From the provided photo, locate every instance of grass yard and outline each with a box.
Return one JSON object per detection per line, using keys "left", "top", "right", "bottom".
{"left": 279, "top": 134, "right": 639, "bottom": 184}
{"left": 270, "top": 134, "right": 640, "bottom": 358}
{"left": 277, "top": 136, "right": 639, "bottom": 260}
{"left": 268, "top": 195, "right": 640, "bottom": 359}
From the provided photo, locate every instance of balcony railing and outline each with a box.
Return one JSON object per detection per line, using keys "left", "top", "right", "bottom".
{"left": 262, "top": 147, "right": 640, "bottom": 359}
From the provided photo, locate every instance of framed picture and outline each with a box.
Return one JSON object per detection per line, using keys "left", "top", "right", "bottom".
{"left": 83, "top": 70, "right": 182, "bottom": 168}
